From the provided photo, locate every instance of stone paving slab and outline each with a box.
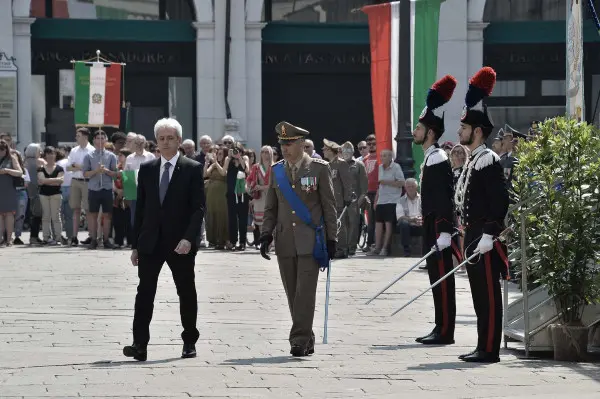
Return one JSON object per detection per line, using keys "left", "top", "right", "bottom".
{"left": 0, "top": 234, "right": 599, "bottom": 398}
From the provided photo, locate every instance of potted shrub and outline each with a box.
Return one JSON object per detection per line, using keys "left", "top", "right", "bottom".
{"left": 512, "top": 117, "right": 600, "bottom": 361}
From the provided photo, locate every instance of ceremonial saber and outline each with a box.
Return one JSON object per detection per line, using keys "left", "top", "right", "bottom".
{"left": 364, "top": 248, "right": 435, "bottom": 305}
{"left": 390, "top": 228, "right": 512, "bottom": 316}
{"left": 390, "top": 251, "right": 480, "bottom": 316}
{"left": 364, "top": 231, "right": 460, "bottom": 305}
{"left": 323, "top": 260, "right": 331, "bottom": 344}
{"left": 324, "top": 194, "right": 357, "bottom": 344}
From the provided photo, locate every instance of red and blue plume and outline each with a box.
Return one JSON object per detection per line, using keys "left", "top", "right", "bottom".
{"left": 465, "top": 67, "right": 496, "bottom": 108}
{"left": 426, "top": 75, "right": 457, "bottom": 111}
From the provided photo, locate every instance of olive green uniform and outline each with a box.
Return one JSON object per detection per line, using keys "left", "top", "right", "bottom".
{"left": 262, "top": 152, "right": 337, "bottom": 348}
{"left": 346, "top": 158, "right": 368, "bottom": 254}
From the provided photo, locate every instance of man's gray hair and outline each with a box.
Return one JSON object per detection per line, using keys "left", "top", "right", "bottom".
{"left": 182, "top": 139, "right": 195, "bottom": 147}
{"left": 405, "top": 178, "right": 418, "bottom": 187}
{"left": 135, "top": 134, "right": 146, "bottom": 142}
{"left": 127, "top": 132, "right": 137, "bottom": 139}
{"left": 154, "top": 118, "right": 183, "bottom": 139}
{"left": 199, "top": 135, "right": 212, "bottom": 144}
{"left": 221, "top": 134, "right": 234, "bottom": 143}
{"left": 381, "top": 149, "right": 394, "bottom": 157}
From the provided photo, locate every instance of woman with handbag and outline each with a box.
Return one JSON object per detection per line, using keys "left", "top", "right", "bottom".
{"left": 247, "top": 146, "right": 273, "bottom": 249}
{"left": 0, "top": 139, "right": 24, "bottom": 246}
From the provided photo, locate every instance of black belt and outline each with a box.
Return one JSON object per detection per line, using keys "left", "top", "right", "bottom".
{"left": 72, "top": 178, "right": 89, "bottom": 182}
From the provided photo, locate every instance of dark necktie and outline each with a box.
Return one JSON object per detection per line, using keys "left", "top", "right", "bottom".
{"left": 159, "top": 162, "right": 171, "bottom": 204}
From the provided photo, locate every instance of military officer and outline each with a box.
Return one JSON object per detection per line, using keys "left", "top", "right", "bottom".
{"left": 454, "top": 66, "right": 509, "bottom": 363}
{"left": 341, "top": 141, "right": 368, "bottom": 256}
{"left": 322, "top": 139, "right": 352, "bottom": 258}
{"left": 412, "top": 74, "right": 459, "bottom": 345}
{"left": 491, "top": 128, "right": 504, "bottom": 155}
{"left": 259, "top": 121, "right": 338, "bottom": 357}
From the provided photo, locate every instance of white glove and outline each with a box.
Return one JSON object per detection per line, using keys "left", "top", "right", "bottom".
{"left": 435, "top": 232, "right": 452, "bottom": 251}
{"left": 476, "top": 234, "right": 494, "bottom": 254}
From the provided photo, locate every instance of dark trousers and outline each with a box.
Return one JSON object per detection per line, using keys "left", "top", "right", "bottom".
{"left": 132, "top": 247, "right": 199, "bottom": 346}
{"left": 227, "top": 194, "right": 249, "bottom": 246}
{"left": 278, "top": 255, "right": 319, "bottom": 348}
{"left": 465, "top": 231, "right": 504, "bottom": 356}
{"left": 112, "top": 206, "right": 131, "bottom": 246}
{"left": 397, "top": 219, "right": 424, "bottom": 254}
{"left": 422, "top": 216, "right": 455, "bottom": 338}
{"left": 366, "top": 192, "right": 376, "bottom": 246}
{"left": 30, "top": 216, "right": 42, "bottom": 240}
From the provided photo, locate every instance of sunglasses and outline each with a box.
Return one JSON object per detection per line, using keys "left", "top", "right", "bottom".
{"left": 304, "top": 145, "right": 312, "bottom": 149}
{"left": 223, "top": 141, "right": 233, "bottom": 145}
{"left": 358, "top": 146, "right": 367, "bottom": 150}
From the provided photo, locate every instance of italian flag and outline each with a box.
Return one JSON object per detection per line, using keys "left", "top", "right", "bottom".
{"left": 362, "top": 0, "right": 443, "bottom": 180}
{"left": 74, "top": 62, "right": 122, "bottom": 127}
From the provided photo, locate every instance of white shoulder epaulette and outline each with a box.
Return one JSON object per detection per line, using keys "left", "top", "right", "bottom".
{"left": 474, "top": 150, "right": 500, "bottom": 171}
{"left": 425, "top": 149, "right": 448, "bottom": 167}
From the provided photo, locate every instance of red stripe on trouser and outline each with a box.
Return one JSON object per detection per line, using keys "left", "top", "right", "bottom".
{"left": 494, "top": 241, "right": 509, "bottom": 280}
{"left": 484, "top": 252, "right": 495, "bottom": 352}
{"left": 451, "top": 239, "right": 462, "bottom": 263}
{"left": 438, "top": 256, "right": 448, "bottom": 336}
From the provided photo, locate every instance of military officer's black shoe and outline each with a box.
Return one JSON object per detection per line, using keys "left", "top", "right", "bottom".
{"left": 415, "top": 328, "right": 438, "bottom": 343}
{"left": 182, "top": 343, "right": 197, "bottom": 358}
{"left": 290, "top": 345, "right": 310, "bottom": 357}
{"left": 461, "top": 350, "right": 500, "bottom": 363}
{"left": 420, "top": 333, "right": 455, "bottom": 345}
{"left": 458, "top": 348, "right": 478, "bottom": 360}
{"left": 123, "top": 343, "right": 147, "bottom": 361}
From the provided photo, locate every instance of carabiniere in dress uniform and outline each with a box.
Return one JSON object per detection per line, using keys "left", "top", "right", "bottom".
{"left": 412, "top": 74, "right": 463, "bottom": 346}
{"left": 454, "top": 66, "right": 510, "bottom": 363}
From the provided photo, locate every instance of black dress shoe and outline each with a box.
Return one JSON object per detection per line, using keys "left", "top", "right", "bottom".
{"left": 420, "top": 333, "right": 455, "bottom": 345}
{"left": 461, "top": 350, "right": 500, "bottom": 363}
{"left": 123, "top": 343, "right": 147, "bottom": 361}
{"left": 182, "top": 343, "right": 197, "bottom": 358}
{"left": 415, "top": 328, "right": 438, "bottom": 343}
{"left": 290, "top": 345, "right": 309, "bottom": 357}
{"left": 458, "top": 348, "right": 478, "bottom": 360}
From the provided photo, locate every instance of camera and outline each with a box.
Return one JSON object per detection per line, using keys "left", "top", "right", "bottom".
{"left": 231, "top": 148, "right": 239, "bottom": 156}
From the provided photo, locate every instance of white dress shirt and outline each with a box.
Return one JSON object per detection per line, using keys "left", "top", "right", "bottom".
{"left": 67, "top": 143, "right": 94, "bottom": 179}
{"left": 125, "top": 150, "right": 156, "bottom": 171}
{"left": 56, "top": 158, "right": 73, "bottom": 187}
{"left": 160, "top": 152, "right": 180, "bottom": 184}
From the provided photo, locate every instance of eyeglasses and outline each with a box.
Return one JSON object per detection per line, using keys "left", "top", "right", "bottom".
{"left": 358, "top": 146, "right": 367, "bottom": 150}
{"left": 367, "top": 141, "right": 376, "bottom": 146}
{"left": 223, "top": 141, "right": 233, "bottom": 145}
{"left": 304, "top": 146, "right": 311, "bottom": 149}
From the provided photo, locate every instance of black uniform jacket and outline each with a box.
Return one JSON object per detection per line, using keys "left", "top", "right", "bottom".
{"left": 421, "top": 144, "right": 454, "bottom": 234}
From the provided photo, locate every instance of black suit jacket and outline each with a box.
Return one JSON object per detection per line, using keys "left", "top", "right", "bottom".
{"left": 132, "top": 155, "right": 205, "bottom": 255}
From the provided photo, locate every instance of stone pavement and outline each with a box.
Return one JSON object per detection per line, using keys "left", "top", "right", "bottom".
{"left": 0, "top": 236, "right": 599, "bottom": 398}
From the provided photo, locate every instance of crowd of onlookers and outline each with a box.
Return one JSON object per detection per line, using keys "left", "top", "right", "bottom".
{"left": 0, "top": 122, "right": 527, "bottom": 257}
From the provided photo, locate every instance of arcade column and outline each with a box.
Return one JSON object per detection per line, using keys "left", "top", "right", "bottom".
{"left": 12, "top": 16, "right": 35, "bottom": 149}
{"left": 245, "top": 22, "right": 265, "bottom": 152}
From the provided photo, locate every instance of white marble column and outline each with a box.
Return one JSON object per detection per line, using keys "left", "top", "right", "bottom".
{"left": 193, "top": 21, "right": 216, "bottom": 141}
{"left": 0, "top": 0, "right": 14, "bottom": 56}
{"left": 437, "top": 0, "right": 468, "bottom": 143}
{"left": 467, "top": 22, "right": 488, "bottom": 79}
{"left": 12, "top": 17, "right": 35, "bottom": 149}
{"left": 212, "top": 0, "right": 227, "bottom": 140}
{"left": 245, "top": 22, "right": 265, "bottom": 152}
{"left": 227, "top": 0, "right": 247, "bottom": 144}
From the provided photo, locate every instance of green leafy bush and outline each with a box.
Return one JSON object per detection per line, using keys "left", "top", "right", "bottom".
{"left": 512, "top": 117, "right": 600, "bottom": 325}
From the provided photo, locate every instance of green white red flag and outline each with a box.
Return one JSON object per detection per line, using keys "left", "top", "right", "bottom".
{"left": 74, "top": 62, "right": 122, "bottom": 127}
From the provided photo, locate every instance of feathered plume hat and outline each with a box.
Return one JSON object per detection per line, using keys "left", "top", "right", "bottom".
{"left": 460, "top": 66, "right": 496, "bottom": 133}
{"left": 418, "top": 74, "right": 457, "bottom": 138}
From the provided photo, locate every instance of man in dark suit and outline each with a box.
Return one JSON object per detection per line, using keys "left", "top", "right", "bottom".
{"left": 123, "top": 118, "right": 205, "bottom": 361}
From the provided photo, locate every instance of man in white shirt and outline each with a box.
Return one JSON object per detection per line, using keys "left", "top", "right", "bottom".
{"left": 66, "top": 127, "right": 95, "bottom": 246}
{"left": 125, "top": 134, "right": 155, "bottom": 227}
{"left": 396, "top": 178, "right": 423, "bottom": 256}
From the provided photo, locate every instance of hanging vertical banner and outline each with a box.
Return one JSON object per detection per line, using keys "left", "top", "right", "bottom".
{"left": 566, "top": 0, "right": 585, "bottom": 121}
{"left": 362, "top": 0, "right": 442, "bottom": 178}
{"left": 74, "top": 62, "right": 122, "bottom": 127}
